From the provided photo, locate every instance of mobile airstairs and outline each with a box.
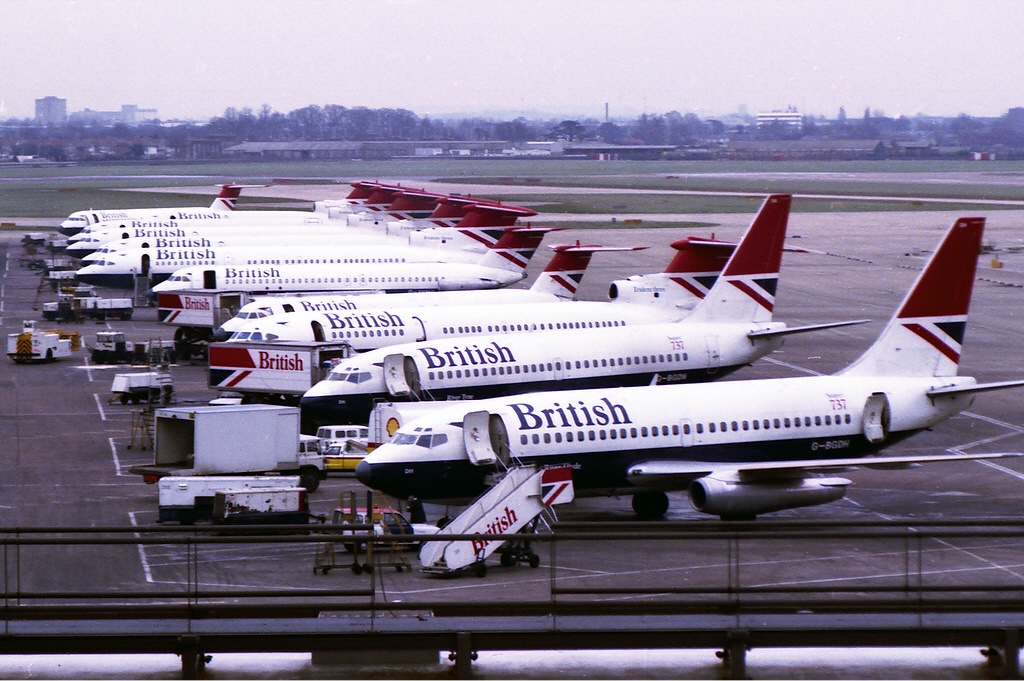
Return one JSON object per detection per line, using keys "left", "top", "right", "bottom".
{"left": 418, "top": 463, "right": 574, "bottom": 577}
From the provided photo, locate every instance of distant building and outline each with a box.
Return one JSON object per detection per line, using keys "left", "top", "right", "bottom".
{"left": 756, "top": 109, "right": 803, "bottom": 132}
{"left": 68, "top": 105, "right": 159, "bottom": 126}
{"left": 35, "top": 97, "right": 67, "bottom": 126}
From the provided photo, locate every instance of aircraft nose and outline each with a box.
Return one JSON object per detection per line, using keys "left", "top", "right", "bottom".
{"left": 354, "top": 460, "right": 373, "bottom": 487}
{"left": 212, "top": 327, "right": 230, "bottom": 342}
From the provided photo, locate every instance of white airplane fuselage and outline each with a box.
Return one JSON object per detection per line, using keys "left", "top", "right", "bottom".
{"left": 354, "top": 374, "right": 977, "bottom": 503}
{"left": 298, "top": 318, "right": 784, "bottom": 427}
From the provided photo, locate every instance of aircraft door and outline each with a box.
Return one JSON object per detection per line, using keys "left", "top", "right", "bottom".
{"left": 411, "top": 316, "right": 427, "bottom": 342}
{"left": 705, "top": 335, "right": 721, "bottom": 374}
{"left": 462, "top": 411, "right": 512, "bottom": 467}
{"left": 862, "top": 392, "right": 891, "bottom": 444}
{"left": 311, "top": 321, "right": 326, "bottom": 342}
{"left": 553, "top": 358, "right": 564, "bottom": 381}
{"left": 203, "top": 270, "right": 217, "bottom": 289}
{"left": 383, "top": 354, "right": 421, "bottom": 397}
{"left": 140, "top": 254, "right": 150, "bottom": 277}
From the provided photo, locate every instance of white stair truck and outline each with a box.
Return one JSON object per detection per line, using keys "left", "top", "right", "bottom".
{"left": 419, "top": 463, "right": 574, "bottom": 576}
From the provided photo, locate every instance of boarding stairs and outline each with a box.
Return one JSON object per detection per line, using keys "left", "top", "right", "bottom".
{"left": 418, "top": 462, "right": 574, "bottom": 576}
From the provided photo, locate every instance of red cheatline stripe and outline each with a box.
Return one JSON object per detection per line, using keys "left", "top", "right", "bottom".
{"left": 730, "top": 279, "right": 774, "bottom": 311}
{"left": 904, "top": 322, "right": 960, "bottom": 364}
{"left": 209, "top": 346, "right": 258, "bottom": 369}
{"left": 542, "top": 466, "right": 573, "bottom": 483}
{"left": 225, "top": 370, "right": 252, "bottom": 387}
{"left": 164, "top": 310, "right": 180, "bottom": 323}
{"left": 669, "top": 276, "right": 707, "bottom": 299}
{"left": 549, "top": 274, "right": 575, "bottom": 293}
{"left": 543, "top": 482, "right": 571, "bottom": 505}
{"left": 498, "top": 250, "right": 528, "bottom": 267}
{"left": 458, "top": 229, "right": 498, "bottom": 247}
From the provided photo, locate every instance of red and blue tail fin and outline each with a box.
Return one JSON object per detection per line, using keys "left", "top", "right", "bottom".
{"left": 532, "top": 242, "right": 647, "bottom": 300}
{"left": 683, "top": 194, "right": 792, "bottom": 323}
{"left": 841, "top": 217, "right": 984, "bottom": 378}
{"left": 476, "top": 226, "right": 559, "bottom": 272}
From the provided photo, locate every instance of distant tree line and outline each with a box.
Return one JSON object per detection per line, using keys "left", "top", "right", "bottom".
{"left": 4, "top": 103, "right": 1024, "bottom": 160}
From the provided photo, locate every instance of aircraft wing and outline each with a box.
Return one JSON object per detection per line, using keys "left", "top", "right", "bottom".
{"left": 747, "top": 318, "right": 871, "bottom": 340}
{"left": 627, "top": 451, "right": 1023, "bottom": 483}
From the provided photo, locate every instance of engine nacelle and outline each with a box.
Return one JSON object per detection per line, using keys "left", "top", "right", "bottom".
{"left": 689, "top": 475, "right": 851, "bottom": 520}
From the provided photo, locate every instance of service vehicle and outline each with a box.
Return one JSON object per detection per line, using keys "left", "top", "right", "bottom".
{"left": 331, "top": 506, "right": 438, "bottom": 553}
{"left": 110, "top": 370, "right": 173, "bottom": 404}
{"left": 157, "top": 290, "right": 253, "bottom": 360}
{"left": 7, "top": 320, "right": 79, "bottom": 363}
{"left": 90, "top": 331, "right": 175, "bottom": 365}
{"left": 128, "top": 404, "right": 327, "bottom": 491}
{"left": 212, "top": 487, "right": 313, "bottom": 525}
{"left": 207, "top": 340, "right": 352, "bottom": 409}
{"left": 42, "top": 287, "right": 133, "bottom": 321}
{"left": 157, "top": 475, "right": 301, "bottom": 524}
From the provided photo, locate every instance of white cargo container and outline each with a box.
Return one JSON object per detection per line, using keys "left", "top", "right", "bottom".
{"left": 157, "top": 475, "right": 300, "bottom": 524}
{"left": 128, "top": 404, "right": 326, "bottom": 491}
{"left": 212, "top": 487, "right": 311, "bottom": 525}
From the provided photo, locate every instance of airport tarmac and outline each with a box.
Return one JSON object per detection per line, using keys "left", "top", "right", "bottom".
{"left": 2, "top": 200, "right": 1024, "bottom": 679}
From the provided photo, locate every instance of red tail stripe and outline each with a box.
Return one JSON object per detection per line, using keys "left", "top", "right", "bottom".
{"left": 729, "top": 279, "right": 774, "bottom": 312}
{"left": 904, "top": 323, "right": 960, "bottom": 364}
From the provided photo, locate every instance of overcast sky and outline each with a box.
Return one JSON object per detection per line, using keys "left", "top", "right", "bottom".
{"left": 2, "top": 0, "right": 1023, "bottom": 122}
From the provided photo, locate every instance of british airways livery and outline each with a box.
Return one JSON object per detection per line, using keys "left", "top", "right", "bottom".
{"left": 58, "top": 183, "right": 257, "bottom": 236}
{"left": 215, "top": 242, "right": 638, "bottom": 342}
{"left": 299, "top": 195, "right": 850, "bottom": 428}
{"left": 356, "top": 217, "right": 1024, "bottom": 520}
{"left": 220, "top": 244, "right": 651, "bottom": 346}
{"left": 77, "top": 224, "right": 552, "bottom": 291}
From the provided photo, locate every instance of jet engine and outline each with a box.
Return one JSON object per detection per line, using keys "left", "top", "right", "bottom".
{"left": 689, "top": 474, "right": 851, "bottom": 520}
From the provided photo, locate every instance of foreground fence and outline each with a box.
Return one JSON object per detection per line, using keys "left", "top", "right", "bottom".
{"left": 3, "top": 519, "right": 1024, "bottom": 678}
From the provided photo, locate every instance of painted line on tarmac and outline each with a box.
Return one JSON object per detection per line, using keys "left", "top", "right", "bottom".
{"left": 128, "top": 512, "right": 155, "bottom": 583}
{"left": 94, "top": 393, "right": 107, "bottom": 420}
{"left": 110, "top": 437, "right": 123, "bottom": 476}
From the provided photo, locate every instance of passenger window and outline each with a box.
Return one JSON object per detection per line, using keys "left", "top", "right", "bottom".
{"left": 815, "top": 416, "right": 822, "bottom": 426}
{"left": 682, "top": 424, "right": 690, "bottom": 435}
{"left": 731, "top": 421, "right": 738, "bottom": 431}
{"left": 784, "top": 418, "right": 791, "bottom": 428}
{"left": 709, "top": 423, "right": 716, "bottom": 433}
{"left": 696, "top": 424, "right": 703, "bottom": 434}
{"left": 532, "top": 434, "right": 539, "bottom": 444}
{"left": 641, "top": 426, "right": 649, "bottom": 436}
{"left": 825, "top": 415, "right": 832, "bottom": 425}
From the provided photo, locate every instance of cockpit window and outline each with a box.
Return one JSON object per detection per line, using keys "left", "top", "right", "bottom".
{"left": 395, "top": 432, "right": 448, "bottom": 448}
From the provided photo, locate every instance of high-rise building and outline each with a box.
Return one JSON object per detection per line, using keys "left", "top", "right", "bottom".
{"left": 35, "top": 97, "right": 67, "bottom": 125}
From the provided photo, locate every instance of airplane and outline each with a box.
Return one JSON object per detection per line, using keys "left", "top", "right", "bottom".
{"left": 213, "top": 241, "right": 638, "bottom": 341}
{"left": 58, "top": 183, "right": 262, "bottom": 236}
{"left": 81, "top": 225, "right": 553, "bottom": 292}
{"left": 208, "top": 195, "right": 782, "bottom": 343}
{"left": 299, "top": 195, "right": 857, "bottom": 428}
{"left": 354, "top": 216, "right": 1024, "bottom": 520}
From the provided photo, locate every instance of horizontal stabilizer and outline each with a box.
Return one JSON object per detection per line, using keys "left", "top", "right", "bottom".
{"left": 927, "top": 379, "right": 1024, "bottom": 398}
{"left": 627, "top": 451, "right": 1023, "bottom": 482}
{"left": 747, "top": 318, "right": 871, "bottom": 340}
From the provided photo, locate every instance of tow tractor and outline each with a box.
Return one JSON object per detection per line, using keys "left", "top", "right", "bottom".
{"left": 7, "top": 320, "right": 80, "bottom": 363}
